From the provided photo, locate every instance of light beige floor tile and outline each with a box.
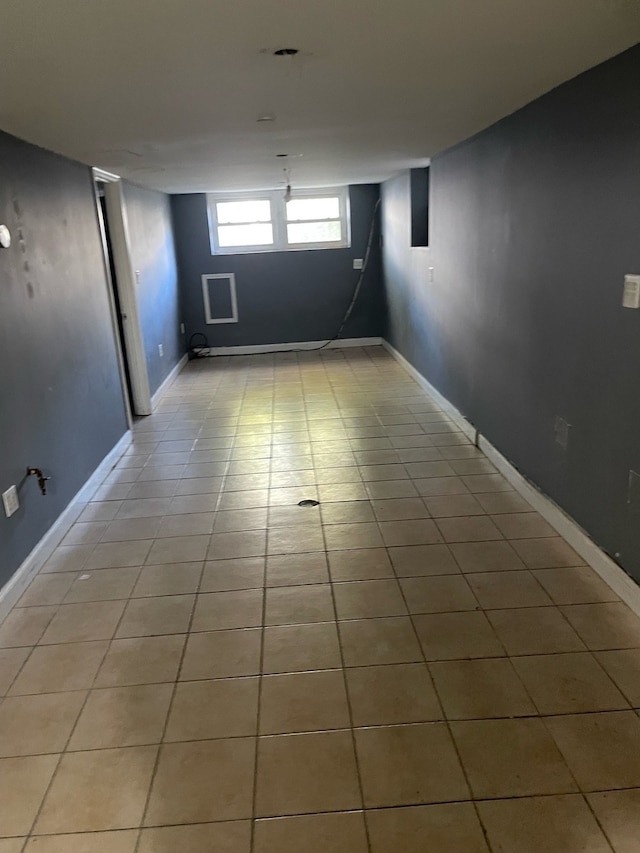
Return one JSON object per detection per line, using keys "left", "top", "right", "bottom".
{"left": 267, "top": 525, "right": 324, "bottom": 555}
{"left": 115, "top": 594, "right": 194, "bottom": 638}
{"left": 587, "top": 789, "right": 640, "bottom": 853}
{"left": 0, "top": 691, "right": 85, "bottom": 756}
{"left": 365, "top": 480, "right": 418, "bottom": 499}
{"left": 328, "top": 549, "right": 394, "bottom": 581}
{"left": 255, "top": 730, "right": 361, "bottom": 817}
{"left": 388, "top": 544, "right": 460, "bottom": 577}
{"left": 131, "top": 562, "right": 202, "bottom": 597}
{"left": 95, "top": 634, "right": 186, "bottom": 687}
{"left": 413, "top": 611, "right": 505, "bottom": 660}
{"left": 40, "top": 545, "right": 94, "bottom": 574}
{"left": 69, "top": 684, "right": 173, "bottom": 749}
{"left": 165, "top": 677, "right": 259, "bottom": 740}
{"left": 145, "top": 738, "right": 255, "bottom": 824}
{"left": 63, "top": 567, "right": 140, "bottom": 603}
{"left": 595, "top": 649, "right": 640, "bottom": 706}
{"left": 346, "top": 663, "right": 441, "bottom": 725}
{"left": 487, "top": 607, "right": 586, "bottom": 655}
{"left": 263, "top": 622, "right": 342, "bottom": 673}
{"left": 413, "top": 476, "right": 469, "bottom": 497}
{"left": 268, "top": 504, "right": 320, "bottom": 527}
{"left": 404, "top": 461, "right": 456, "bottom": 478}
{"left": 436, "top": 515, "right": 503, "bottom": 543}
{"left": 533, "top": 566, "right": 618, "bottom": 605}
{"left": 25, "top": 830, "right": 138, "bottom": 853}
{"left": 560, "top": 602, "right": 640, "bottom": 650}
{"left": 478, "top": 794, "right": 612, "bottom": 853}
{"left": 201, "top": 557, "right": 264, "bottom": 591}
{"left": 0, "top": 647, "right": 31, "bottom": 695}
{"left": 0, "top": 607, "right": 57, "bottom": 648}
{"left": 461, "top": 474, "right": 511, "bottom": 492}
{"left": 546, "top": 711, "right": 640, "bottom": 790}
{"left": 334, "top": 579, "right": 407, "bottom": 619}
{"left": 0, "top": 754, "right": 59, "bottom": 836}
{"left": 513, "top": 652, "right": 629, "bottom": 714}
{"left": 339, "top": 616, "right": 423, "bottom": 666}
{"left": 260, "top": 670, "right": 350, "bottom": 734}
{"left": 138, "top": 821, "right": 251, "bottom": 853}
{"left": 265, "top": 584, "right": 334, "bottom": 625}
{"left": 10, "top": 641, "right": 108, "bottom": 695}
{"left": 367, "top": 803, "right": 489, "bottom": 853}
{"left": 63, "top": 521, "right": 109, "bottom": 545}
{"left": 254, "top": 811, "right": 368, "bottom": 853}
{"left": 321, "top": 501, "right": 375, "bottom": 524}
{"left": 35, "top": 746, "right": 157, "bottom": 833}
{"left": 475, "top": 491, "right": 533, "bottom": 514}
{"left": 400, "top": 575, "right": 478, "bottom": 614}
{"left": 180, "top": 628, "right": 262, "bottom": 679}
{"left": 214, "top": 507, "right": 268, "bottom": 533}
{"left": 511, "top": 537, "right": 583, "bottom": 568}
{"left": 156, "top": 512, "right": 215, "bottom": 538}
{"left": 101, "top": 517, "right": 162, "bottom": 542}
{"left": 324, "top": 523, "right": 384, "bottom": 550}
{"left": 146, "top": 535, "right": 210, "bottom": 564}
{"left": 449, "top": 540, "right": 525, "bottom": 572}
{"left": 266, "top": 552, "right": 329, "bottom": 586}
{"left": 355, "top": 723, "right": 468, "bottom": 807}
{"left": 207, "top": 530, "right": 267, "bottom": 560}
{"left": 1, "top": 840, "right": 29, "bottom": 853}
{"left": 85, "top": 540, "right": 152, "bottom": 569}
{"left": 371, "top": 498, "right": 429, "bottom": 522}
{"left": 451, "top": 718, "right": 577, "bottom": 798}
{"left": 425, "top": 494, "right": 485, "bottom": 518}
{"left": 39, "top": 600, "right": 126, "bottom": 645}
{"left": 19, "top": 573, "right": 77, "bottom": 607}
{"left": 379, "top": 519, "right": 443, "bottom": 547}
{"left": 466, "top": 570, "right": 552, "bottom": 609}
{"left": 115, "top": 497, "right": 172, "bottom": 519}
{"left": 491, "top": 512, "right": 557, "bottom": 539}
{"left": 430, "top": 658, "right": 535, "bottom": 719}
{"left": 192, "top": 589, "right": 263, "bottom": 630}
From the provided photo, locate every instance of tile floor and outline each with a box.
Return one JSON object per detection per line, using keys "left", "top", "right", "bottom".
{"left": 1, "top": 346, "right": 640, "bottom": 851}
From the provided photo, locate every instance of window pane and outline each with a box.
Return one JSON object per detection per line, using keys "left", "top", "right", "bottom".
{"left": 216, "top": 200, "right": 271, "bottom": 224}
{"left": 287, "top": 220, "right": 342, "bottom": 244}
{"left": 218, "top": 223, "right": 273, "bottom": 247}
{"left": 286, "top": 197, "right": 340, "bottom": 222}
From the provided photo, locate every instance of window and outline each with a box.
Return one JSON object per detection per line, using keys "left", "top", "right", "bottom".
{"left": 208, "top": 188, "right": 349, "bottom": 254}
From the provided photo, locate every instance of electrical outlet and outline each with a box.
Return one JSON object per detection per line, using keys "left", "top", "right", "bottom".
{"left": 353, "top": 258, "right": 363, "bottom": 270}
{"left": 554, "top": 416, "right": 570, "bottom": 450}
{"left": 428, "top": 267, "right": 435, "bottom": 282}
{"left": 623, "top": 274, "right": 640, "bottom": 309}
{"left": 180, "top": 323, "right": 185, "bottom": 335}
{"left": 158, "top": 344, "right": 164, "bottom": 357}
{"left": 2, "top": 485, "right": 19, "bottom": 518}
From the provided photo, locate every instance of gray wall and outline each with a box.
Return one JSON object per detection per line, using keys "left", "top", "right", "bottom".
{"left": 171, "top": 185, "right": 384, "bottom": 347}
{"left": 0, "top": 131, "right": 128, "bottom": 587}
{"left": 382, "top": 44, "right": 640, "bottom": 580}
{"left": 123, "top": 183, "right": 183, "bottom": 395}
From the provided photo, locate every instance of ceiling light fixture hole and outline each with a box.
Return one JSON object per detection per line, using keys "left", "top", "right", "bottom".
{"left": 273, "top": 48, "right": 299, "bottom": 57}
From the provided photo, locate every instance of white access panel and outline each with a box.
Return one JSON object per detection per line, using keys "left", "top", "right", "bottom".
{"left": 202, "top": 273, "right": 239, "bottom": 325}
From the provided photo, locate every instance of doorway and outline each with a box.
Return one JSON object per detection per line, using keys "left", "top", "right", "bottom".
{"left": 93, "top": 168, "right": 152, "bottom": 419}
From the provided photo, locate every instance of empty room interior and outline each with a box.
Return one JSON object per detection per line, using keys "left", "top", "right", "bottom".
{"left": 2, "top": 1, "right": 640, "bottom": 850}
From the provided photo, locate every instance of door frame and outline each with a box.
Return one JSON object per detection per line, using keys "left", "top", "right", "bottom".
{"left": 93, "top": 167, "right": 152, "bottom": 417}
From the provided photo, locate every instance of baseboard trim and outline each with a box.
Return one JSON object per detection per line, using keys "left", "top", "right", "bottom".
{"left": 151, "top": 353, "right": 188, "bottom": 409}
{"left": 201, "top": 337, "right": 383, "bottom": 356}
{"left": 0, "top": 431, "right": 132, "bottom": 623}
{"left": 382, "top": 339, "right": 640, "bottom": 617}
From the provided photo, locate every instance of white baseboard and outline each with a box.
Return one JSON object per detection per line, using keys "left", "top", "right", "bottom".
{"left": 0, "top": 431, "right": 132, "bottom": 623}
{"left": 382, "top": 339, "right": 640, "bottom": 617}
{"left": 200, "top": 337, "right": 383, "bottom": 356}
{"left": 151, "top": 353, "right": 188, "bottom": 409}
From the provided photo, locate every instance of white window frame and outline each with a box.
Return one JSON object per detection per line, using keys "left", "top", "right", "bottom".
{"left": 207, "top": 187, "right": 350, "bottom": 255}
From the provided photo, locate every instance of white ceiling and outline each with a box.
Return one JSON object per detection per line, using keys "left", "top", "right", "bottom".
{"left": 2, "top": 0, "right": 639, "bottom": 193}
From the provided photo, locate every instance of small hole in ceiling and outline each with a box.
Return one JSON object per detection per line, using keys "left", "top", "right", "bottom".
{"left": 273, "top": 48, "right": 299, "bottom": 56}
{"left": 276, "top": 153, "right": 288, "bottom": 158}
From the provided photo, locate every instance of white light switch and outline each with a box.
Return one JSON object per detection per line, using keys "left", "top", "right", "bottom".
{"left": 2, "top": 486, "right": 19, "bottom": 518}
{"left": 158, "top": 344, "right": 164, "bottom": 357}
{"left": 353, "top": 258, "right": 363, "bottom": 270}
{"left": 623, "top": 275, "right": 640, "bottom": 309}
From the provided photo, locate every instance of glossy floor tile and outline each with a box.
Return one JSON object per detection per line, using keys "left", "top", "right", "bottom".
{"left": 1, "top": 346, "right": 639, "bottom": 851}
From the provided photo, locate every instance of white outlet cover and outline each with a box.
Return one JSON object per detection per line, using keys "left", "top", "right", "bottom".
{"left": 353, "top": 258, "right": 363, "bottom": 270}
{"left": 623, "top": 275, "right": 640, "bottom": 309}
{"left": 2, "top": 485, "right": 19, "bottom": 518}
{"left": 0, "top": 225, "right": 10, "bottom": 248}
